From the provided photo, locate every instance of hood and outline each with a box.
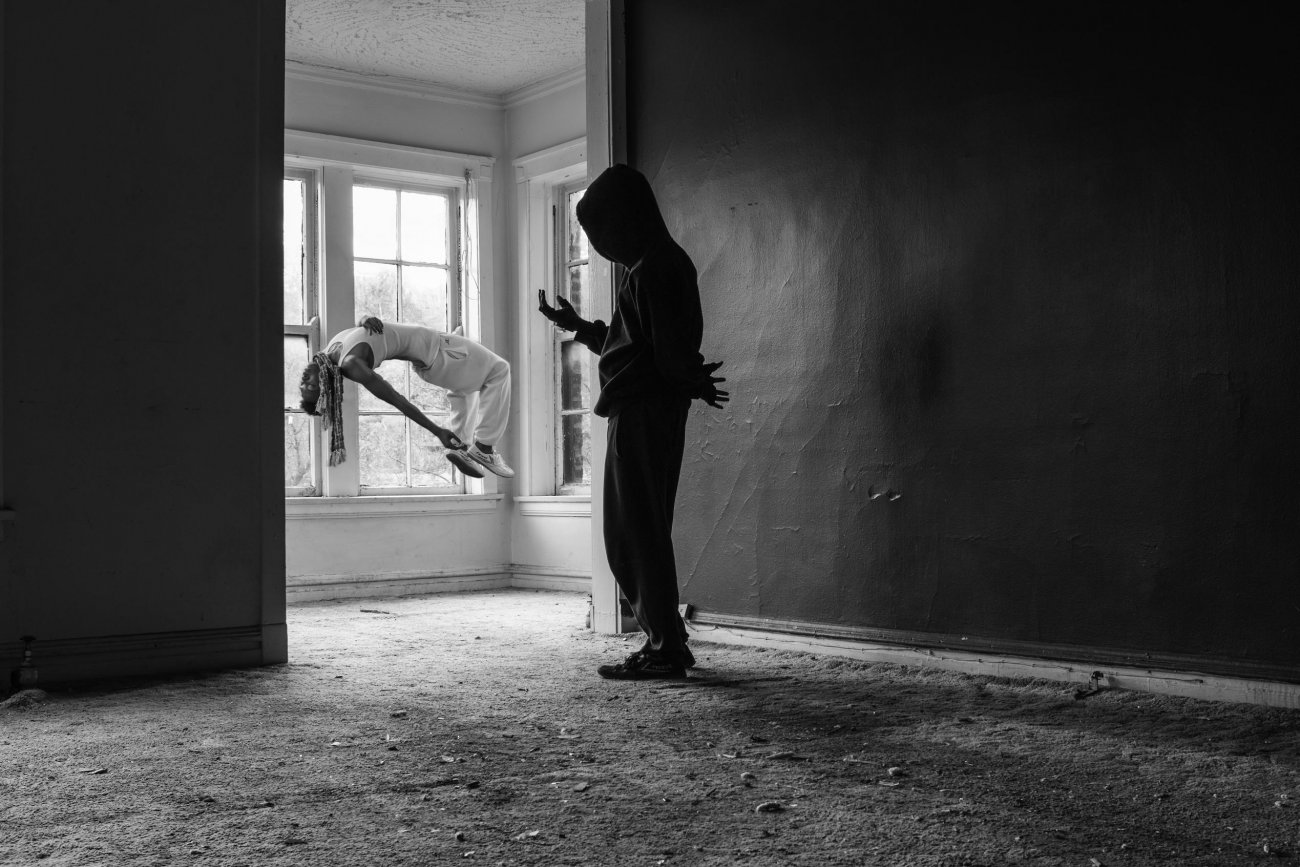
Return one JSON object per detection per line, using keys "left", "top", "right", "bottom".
{"left": 575, "top": 163, "right": 671, "bottom": 267}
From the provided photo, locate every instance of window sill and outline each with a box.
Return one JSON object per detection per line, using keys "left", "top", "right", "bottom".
{"left": 514, "top": 495, "right": 592, "bottom": 518}
{"left": 286, "top": 493, "right": 503, "bottom": 520}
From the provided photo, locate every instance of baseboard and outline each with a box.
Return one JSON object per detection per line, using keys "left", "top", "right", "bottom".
{"left": 287, "top": 568, "right": 512, "bottom": 603}
{"left": 287, "top": 566, "right": 591, "bottom": 602}
{"left": 687, "top": 617, "right": 1300, "bottom": 710}
{"left": 1, "top": 625, "right": 268, "bottom": 689}
{"left": 508, "top": 565, "right": 592, "bottom": 592}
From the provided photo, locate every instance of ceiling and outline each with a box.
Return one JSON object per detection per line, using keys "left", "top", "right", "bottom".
{"left": 285, "top": 0, "right": 585, "bottom": 99}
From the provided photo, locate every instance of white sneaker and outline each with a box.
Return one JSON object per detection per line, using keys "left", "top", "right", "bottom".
{"left": 446, "top": 449, "right": 484, "bottom": 479}
{"left": 467, "top": 445, "right": 515, "bottom": 478}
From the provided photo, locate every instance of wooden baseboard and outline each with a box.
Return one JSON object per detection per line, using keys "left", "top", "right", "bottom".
{"left": 287, "top": 569, "right": 512, "bottom": 602}
{"left": 508, "top": 565, "right": 591, "bottom": 592}
{"left": 688, "top": 618, "right": 1300, "bottom": 709}
{"left": 0, "top": 625, "right": 271, "bottom": 688}
{"left": 287, "top": 567, "right": 592, "bottom": 602}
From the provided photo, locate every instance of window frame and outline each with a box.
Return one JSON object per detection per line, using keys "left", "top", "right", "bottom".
{"left": 351, "top": 174, "right": 462, "bottom": 331}
{"left": 511, "top": 139, "right": 588, "bottom": 502}
{"left": 283, "top": 130, "right": 498, "bottom": 503}
{"left": 283, "top": 166, "right": 322, "bottom": 497}
{"left": 350, "top": 176, "right": 465, "bottom": 496}
{"left": 552, "top": 180, "right": 593, "bottom": 496}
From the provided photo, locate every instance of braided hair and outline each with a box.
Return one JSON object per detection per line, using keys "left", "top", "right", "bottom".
{"left": 312, "top": 350, "right": 347, "bottom": 466}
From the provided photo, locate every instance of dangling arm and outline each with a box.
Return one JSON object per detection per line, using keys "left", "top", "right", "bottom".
{"left": 338, "top": 355, "right": 465, "bottom": 450}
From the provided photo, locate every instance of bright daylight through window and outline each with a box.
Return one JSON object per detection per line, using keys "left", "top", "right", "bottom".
{"left": 283, "top": 172, "right": 318, "bottom": 494}
{"left": 352, "top": 182, "right": 460, "bottom": 491}
{"left": 282, "top": 170, "right": 466, "bottom": 495}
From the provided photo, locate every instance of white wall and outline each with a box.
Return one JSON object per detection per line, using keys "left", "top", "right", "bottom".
{"left": 505, "top": 74, "right": 587, "bottom": 162}
{"left": 285, "top": 71, "right": 504, "bottom": 156}
{"left": 505, "top": 78, "right": 592, "bottom": 588}
{"left": 284, "top": 68, "right": 590, "bottom": 599}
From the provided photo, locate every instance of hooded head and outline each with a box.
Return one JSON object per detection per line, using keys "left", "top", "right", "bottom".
{"left": 575, "top": 164, "right": 670, "bottom": 267}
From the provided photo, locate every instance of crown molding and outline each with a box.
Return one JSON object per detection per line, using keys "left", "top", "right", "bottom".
{"left": 285, "top": 60, "right": 503, "bottom": 109}
{"left": 286, "top": 61, "right": 588, "bottom": 111}
{"left": 513, "top": 137, "right": 586, "bottom": 181}
{"left": 284, "top": 129, "right": 494, "bottom": 181}
{"left": 503, "top": 66, "right": 586, "bottom": 109}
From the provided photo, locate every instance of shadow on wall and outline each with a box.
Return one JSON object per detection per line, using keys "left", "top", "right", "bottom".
{"left": 878, "top": 308, "right": 950, "bottom": 419}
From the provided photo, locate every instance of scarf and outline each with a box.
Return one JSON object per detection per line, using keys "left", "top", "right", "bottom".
{"left": 312, "top": 351, "right": 347, "bottom": 466}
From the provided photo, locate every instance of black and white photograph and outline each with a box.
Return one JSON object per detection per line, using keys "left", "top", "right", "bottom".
{"left": 2, "top": 2, "right": 1297, "bottom": 864}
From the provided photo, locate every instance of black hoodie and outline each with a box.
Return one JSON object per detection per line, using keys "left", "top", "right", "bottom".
{"left": 574, "top": 165, "right": 706, "bottom": 418}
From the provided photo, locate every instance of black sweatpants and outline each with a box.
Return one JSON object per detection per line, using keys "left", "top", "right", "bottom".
{"left": 603, "top": 394, "right": 692, "bottom": 662}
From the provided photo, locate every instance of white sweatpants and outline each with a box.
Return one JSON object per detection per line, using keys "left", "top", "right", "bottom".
{"left": 416, "top": 333, "right": 511, "bottom": 447}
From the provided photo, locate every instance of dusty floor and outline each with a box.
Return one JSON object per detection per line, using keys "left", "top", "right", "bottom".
{"left": 1, "top": 589, "right": 1298, "bottom": 866}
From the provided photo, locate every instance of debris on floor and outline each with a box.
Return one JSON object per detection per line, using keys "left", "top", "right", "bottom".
{"left": 4, "top": 590, "right": 1299, "bottom": 866}
{"left": 0, "top": 688, "right": 48, "bottom": 710}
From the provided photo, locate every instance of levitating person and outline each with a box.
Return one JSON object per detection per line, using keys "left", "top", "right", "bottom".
{"left": 539, "top": 163, "right": 729, "bottom": 680}
{"left": 299, "top": 316, "right": 514, "bottom": 479}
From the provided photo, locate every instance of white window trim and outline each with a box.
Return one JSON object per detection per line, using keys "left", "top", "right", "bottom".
{"left": 513, "top": 138, "right": 587, "bottom": 498}
{"left": 284, "top": 130, "right": 499, "bottom": 505}
{"left": 350, "top": 176, "right": 463, "bottom": 496}
{"left": 283, "top": 166, "right": 323, "bottom": 496}
{"left": 513, "top": 495, "right": 591, "bottom": 517}
{"left": 286, "top": 493, "right": 503, "bottom": 520}
{"left": 553, "top": 179, "right": 594, "bottom": 496}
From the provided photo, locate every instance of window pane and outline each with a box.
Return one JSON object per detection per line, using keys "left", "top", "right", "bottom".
{"left": 283, "top": 179, "right": 305, "bottom": 324}
{"left": 283, "top": 335, "right": 311, "bottom": 409}
{"left": 410, "top": 374, "right": 453, "bottom": 415}
{"left": 284, "top": 413, "right": 313, "bottom": 488}
{"left": 410, "top": 432, "right": 456, "bottom": 488}
{"left": 400, "top": 191, "right": 448, "bottom": 265}
{"left": 402, "top": 265, "right": 449, "bottom": 331}
{"left": 566, "top": 189, "right": 589, "bottom": 262}
{"left": 560, "top": 340, "right": 590, "bottom": 410}
{"left": 359, "top": 414, "right": 407, "bottom": 488}
{"left": 353, "top": 186, "right": 397, "bottom": 260}
{"left": 355, "top": 261, "right": 398, "bottom": 321}
{"left": 359, "top": 365, "right": 409, "bottom": 412}
{"left": 567, "top": 263, "right": 591, "bottom": 319}
{"left": 561, "top": 412, "right": 592, "bottom": 488}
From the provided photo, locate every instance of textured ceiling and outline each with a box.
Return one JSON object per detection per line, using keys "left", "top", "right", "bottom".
{"left": 286, "top": 0, "right": 585, "bottom": 97}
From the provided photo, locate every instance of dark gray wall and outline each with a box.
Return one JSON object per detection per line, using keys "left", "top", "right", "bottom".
{"left": 1, "top": 1, "right": 286, "bottom": 675}
{"left": 629, "top": 2, "right": 1300, "bottom": 676}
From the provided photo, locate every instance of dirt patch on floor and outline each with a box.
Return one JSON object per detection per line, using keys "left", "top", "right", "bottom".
{"left": 2, "top": 589, "right": 1297, "bottom": 866}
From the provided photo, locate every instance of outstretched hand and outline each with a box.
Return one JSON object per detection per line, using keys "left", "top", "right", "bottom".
{"left": 699, "top": 360, "right": 730, "bottom": 408}
{"left": 538, "top": 290, "right": 586, "bottom": 332}
{"left": 437, "top": 429, "right": 465, "bottom": 451}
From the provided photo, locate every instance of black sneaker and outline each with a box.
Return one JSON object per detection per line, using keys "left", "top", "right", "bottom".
{"left": 447, "top": 449, "right": 485, "bottom": 478}
{"left": 638, "top": 642, "right": 695, "bottom": 668}
{"left": 597, "top": 651, "right": 686, "bottom": 680}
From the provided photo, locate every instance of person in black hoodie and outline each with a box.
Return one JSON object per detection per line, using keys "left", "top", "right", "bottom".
{"left": 539, "top": 163, "right": 729, "bottom": 680}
